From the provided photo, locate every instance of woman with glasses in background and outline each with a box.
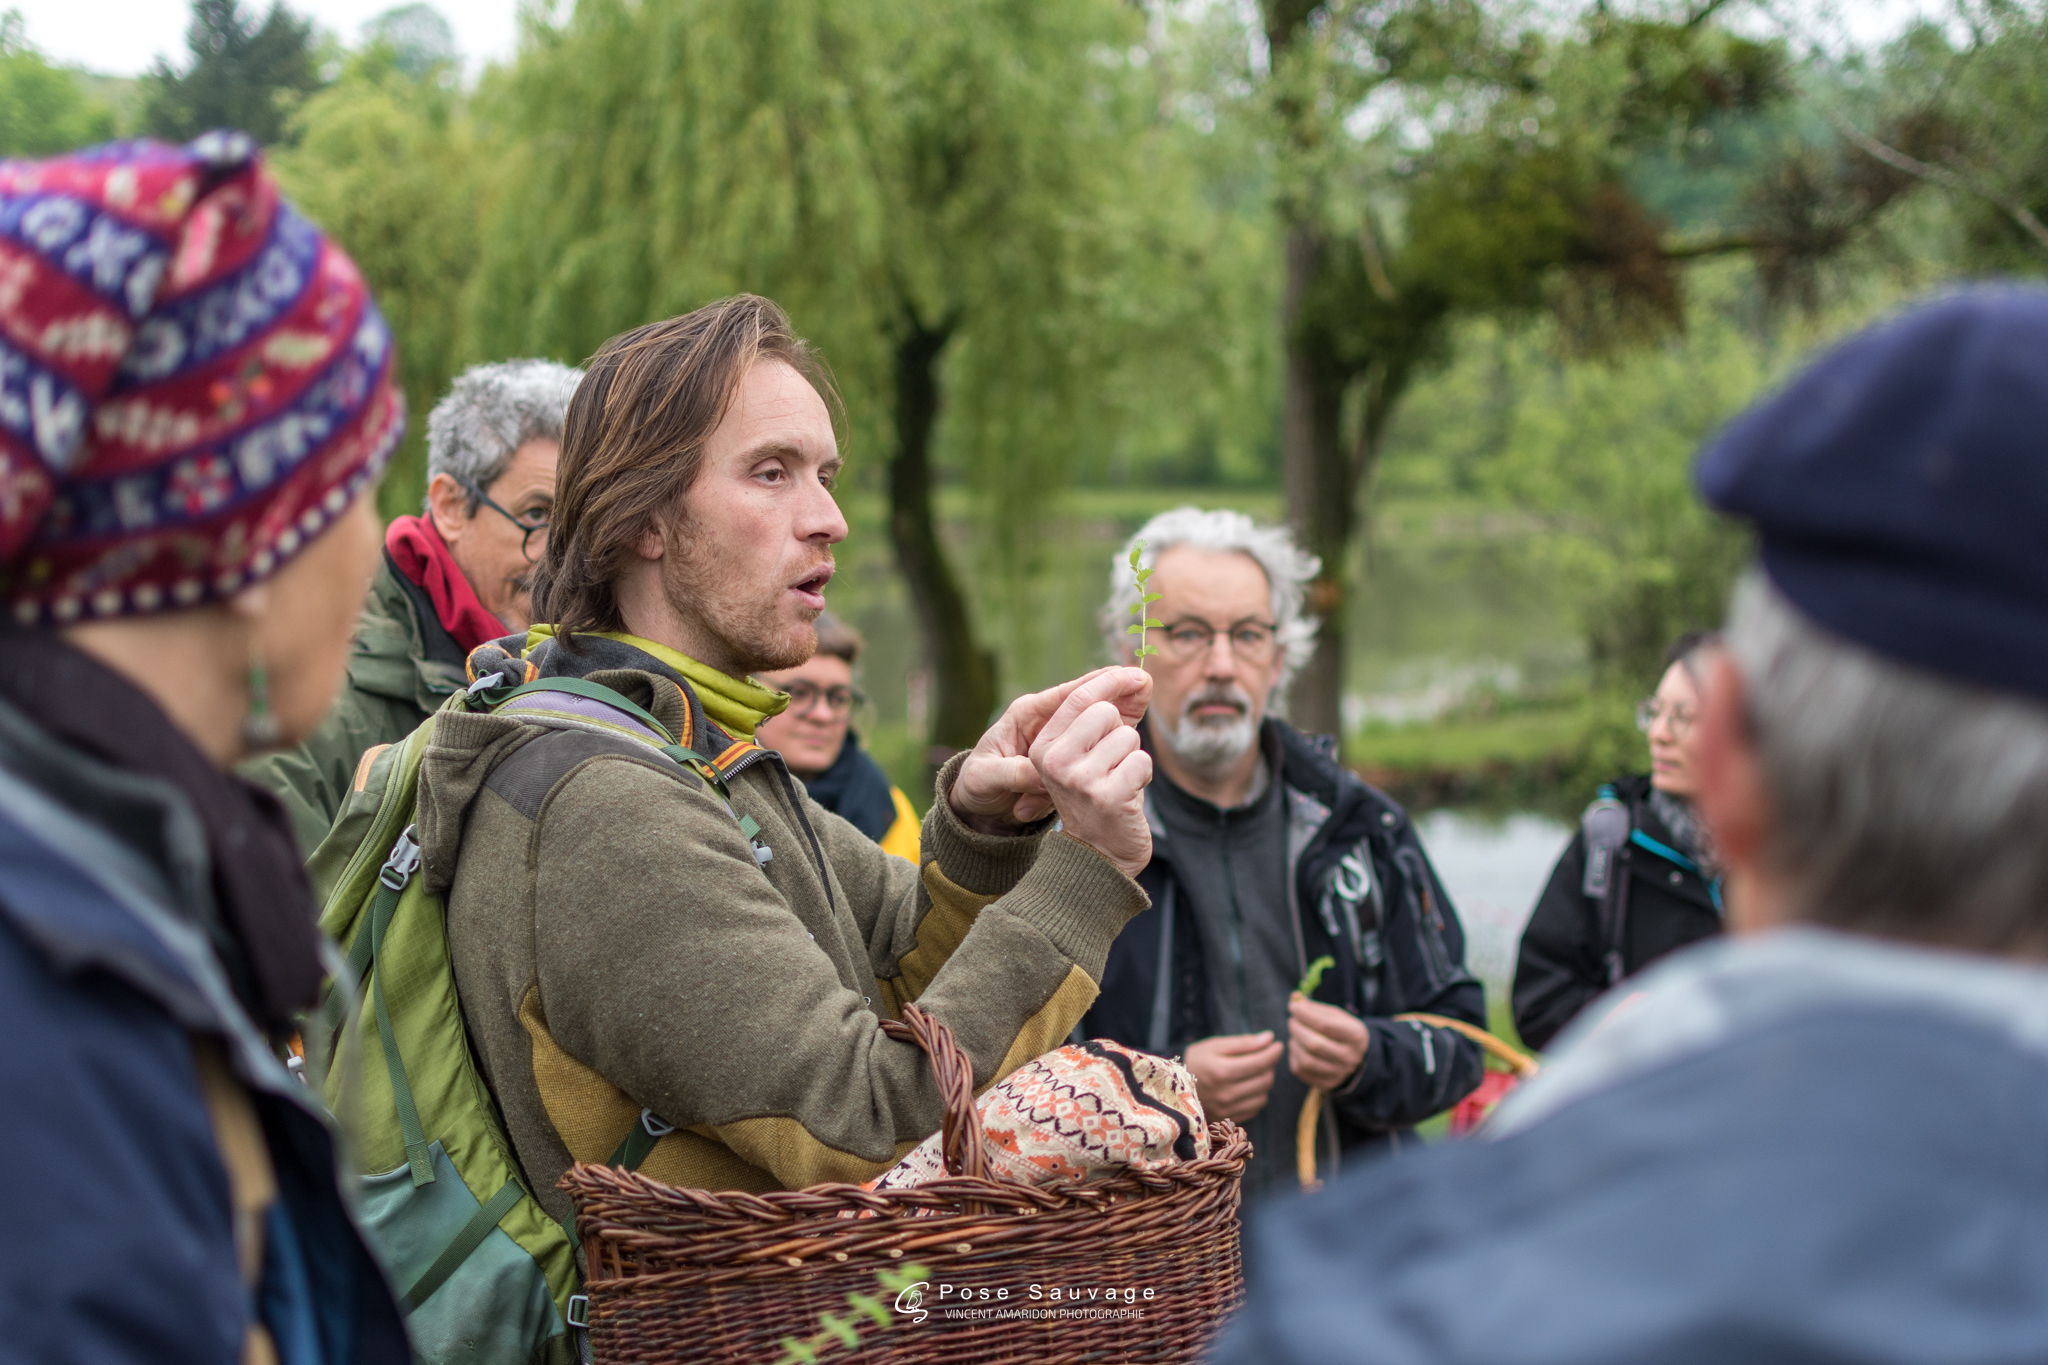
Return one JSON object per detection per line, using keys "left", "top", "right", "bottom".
{"left": 754, "top": 613, "right": 921, "bottom": 861}
{"left": 1512, "top": 631, "right": 1725, "bottom": 1051}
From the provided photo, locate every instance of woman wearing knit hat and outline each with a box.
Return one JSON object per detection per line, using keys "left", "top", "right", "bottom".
{"left": 0, "top": 133, "right": 409, "bottom": 1363}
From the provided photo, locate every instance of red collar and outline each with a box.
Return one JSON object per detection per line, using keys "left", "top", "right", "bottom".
{"left": 384, "top": 514, "right": 510, "bottom": 655}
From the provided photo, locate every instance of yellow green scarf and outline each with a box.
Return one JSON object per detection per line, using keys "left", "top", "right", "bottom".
{"left": 523, "top": 626, "right": 788, "bottom": 739}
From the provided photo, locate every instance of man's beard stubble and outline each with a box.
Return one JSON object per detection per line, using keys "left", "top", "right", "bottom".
{"left": 659, "top": 510, "right": 829, "bottom": 673}
{"left": 1157, "top": 680, "right": 1261, "bottom": 779}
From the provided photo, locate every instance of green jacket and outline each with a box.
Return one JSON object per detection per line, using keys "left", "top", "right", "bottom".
{"left": 241, "top": 554, "right": 471, "bottom": 854}
{"left": 423, "top": 632, "right": 1149, "bottom": 1216}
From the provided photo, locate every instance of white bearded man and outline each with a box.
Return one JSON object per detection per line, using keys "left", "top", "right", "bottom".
{"left": 1075, "top": 507, "right": 1486, "bottom": 1202}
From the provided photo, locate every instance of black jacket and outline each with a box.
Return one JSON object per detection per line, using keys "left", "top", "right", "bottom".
{"left": 1511, "top": 773, "right": 1722, "bottom": 1051}
{"left": 1081, "top": 719, "right": 1487, "bottom": 1169}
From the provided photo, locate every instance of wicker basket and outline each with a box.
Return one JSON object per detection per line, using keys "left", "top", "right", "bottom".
{"left": 563, "top": 1004, "right": 1251, "bottom": 1363}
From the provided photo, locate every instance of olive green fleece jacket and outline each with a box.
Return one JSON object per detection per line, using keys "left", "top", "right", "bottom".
{"left": 418, "top": 634, "right": 1150, "bottom": 1218}
{"left": 240, "top": 555, "right": 468, "bottom": 854}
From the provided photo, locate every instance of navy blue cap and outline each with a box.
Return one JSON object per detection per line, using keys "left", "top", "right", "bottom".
{"left": 1696, "top": 285, "right": 2048, "bottom": 700}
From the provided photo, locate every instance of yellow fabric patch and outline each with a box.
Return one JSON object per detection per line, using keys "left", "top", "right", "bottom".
{"left": 879, "top": 787, "right": 922, "bottom": 863}
{"left": 889, "top": 861, "right": 998, "bottom": 1003}
{"left": 643, "top": 1129, "right": 780, "bottom": 1194}
{"left": 707, "top": 1114, "right": 918, "bottom": 1189}
{"left": 522, "top": 625, "right": 787, "bottom": 737}
{"left": 518, "top": 986, "right": 739, "bottom": 1185}
{"left": 985, "top": 965, "right": 1100, "bottom": 1092}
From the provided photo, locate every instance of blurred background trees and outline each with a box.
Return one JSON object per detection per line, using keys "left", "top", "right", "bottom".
{"left": 26, "top": 0, "right": 2048, "bottom": 806}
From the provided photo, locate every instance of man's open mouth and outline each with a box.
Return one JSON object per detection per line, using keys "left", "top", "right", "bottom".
{"left": 790, "top": 566, "right": 833, "bottom": 608}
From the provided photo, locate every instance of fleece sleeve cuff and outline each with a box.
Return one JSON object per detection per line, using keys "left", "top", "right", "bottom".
{"left": 922, "top": 751, "right": 1056, "bottom": 896}
{"left": 998, "top": 832, "right": 1151, "bottom": 983}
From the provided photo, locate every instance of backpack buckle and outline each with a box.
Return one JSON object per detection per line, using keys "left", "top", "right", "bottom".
{"left": 640, "top": 1108, "right": 675, "bottom": 1138}
{"left": 378, "top": 825, "right": 422, "bottom": 890}
{"left": 565, "top": 1294, "right": 589, "bottom": 1329}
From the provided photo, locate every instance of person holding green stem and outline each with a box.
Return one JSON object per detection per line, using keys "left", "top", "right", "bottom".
{"left": 1078, "top": 506, "right": 1488, "bottom": 1203}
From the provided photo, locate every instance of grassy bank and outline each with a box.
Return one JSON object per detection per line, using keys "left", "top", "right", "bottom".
{"left": 1346, "top": 691, "right": 1624, "bottom": 821}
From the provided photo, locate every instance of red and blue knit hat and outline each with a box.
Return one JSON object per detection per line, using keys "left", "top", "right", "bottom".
{"left": 0, "top": 131, "right": 402, "bottom": 625}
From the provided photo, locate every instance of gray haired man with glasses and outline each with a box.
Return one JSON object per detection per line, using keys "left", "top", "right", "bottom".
{"left": 242, "top": 359, "right": 581, "bottom": 853}
{"left": 1079, "top": 506, "right": 1487, "bottom": 1202}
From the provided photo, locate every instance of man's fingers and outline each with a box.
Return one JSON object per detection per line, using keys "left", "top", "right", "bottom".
{"left": 1209, "top": 1043, "right": 1285, "bottom": 1083}
{"left": 1011, "top": 793, "right": 1053, "bottom": 823}
{"left": 965, "top": 754, "right": 1043, "bottom": 797}
{"left": 1038, "top": 707, "right": 1141, "bottom": 786}
{"left": 1205, "top": 1031, "right": 1276, "bottom": 1056}
{"left": 1001, "top": 670, "right": 1116, "bottom": 753}
{"left": 1291, "top": 1029, "right": 1355, "bottom": 1067}
{"left": 1034, "top": 667, "right": 1149, "bottom": 754}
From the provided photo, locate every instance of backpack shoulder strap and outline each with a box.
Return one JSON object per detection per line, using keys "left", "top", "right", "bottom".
{"left": 469, "top": 672, "right": 775, "bottom": 865}
{"left": 1580, "top": 785, "right": 1633, "bottom": 985}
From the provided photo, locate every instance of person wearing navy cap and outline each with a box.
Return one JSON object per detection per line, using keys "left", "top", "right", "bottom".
{"left": 1207, "top": 285, "right": 2048, "bottom": 1365}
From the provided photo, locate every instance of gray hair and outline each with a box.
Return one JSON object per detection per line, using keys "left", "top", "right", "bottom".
{"left": 425, "top": 359, "right": 583, "bottom": 510}
{"left": 1101, "top": 506, "right": 1322, "bottom": 698}
{"left": 1727, "top": 571, "right": 2048, "bottom": 954}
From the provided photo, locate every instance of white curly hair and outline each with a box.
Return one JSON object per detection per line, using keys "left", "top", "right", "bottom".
{"left": 1101, "top": 506, "right": 1322, "bottom": 699}
{"left": 425, "top": 359, "right": 583, "bottom": 509}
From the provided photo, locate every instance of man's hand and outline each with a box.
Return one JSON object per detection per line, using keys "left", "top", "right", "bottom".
{"left": 1186, "top": 1032, "right": 1285, "bottom": 1122}
{"left": 951, "top": 666, "right": 1151, "bottom": 838}
{"left": 1024, "top": 667, "right": 1154, "bottom": 876}
{"left": 1288, "top": 994, "right": 1370, "bottom": 1090}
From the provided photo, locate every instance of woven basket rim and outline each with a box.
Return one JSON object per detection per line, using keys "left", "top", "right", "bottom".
{"left": 563, "top": 1121, "right": 1250, "bottom": 1225}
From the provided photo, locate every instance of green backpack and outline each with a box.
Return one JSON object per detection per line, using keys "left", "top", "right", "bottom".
{"left": 305, "top": 670, "right": 764, "bottom": 1365}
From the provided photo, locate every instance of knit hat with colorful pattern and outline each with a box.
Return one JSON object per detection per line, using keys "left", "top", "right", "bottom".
{"left": 0, "top": 132, "right": 402, "bottom": 626}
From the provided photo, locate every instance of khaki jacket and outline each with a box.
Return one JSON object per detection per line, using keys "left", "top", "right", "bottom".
{"left": 419, "top": 634, "right": 1148, "bottom": 1218}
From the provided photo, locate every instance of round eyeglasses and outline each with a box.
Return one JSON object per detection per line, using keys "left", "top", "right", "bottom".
{"left": 1636, "top": 698, "right": 1698, "bottom": 738}
{"left": 463, "top": 481, "right": 550, "bottom": 562}
{"left": 785, "top": 681, "right": 866, "bottom": 717}
{"left": 1154, "top": 619, "right": 1280, "bottom": 666}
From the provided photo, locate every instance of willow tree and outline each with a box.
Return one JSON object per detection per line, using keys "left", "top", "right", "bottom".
{"left": 464, "top": 0, "right": 1186, "bottom": 765}
{"left": 272, "top": 46, "right": 486, "bottom": 519}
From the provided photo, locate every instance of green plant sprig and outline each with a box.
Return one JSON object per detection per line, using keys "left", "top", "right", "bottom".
{"left": 1297, "top": 955, "right": 1335, "bottom": 997}
{"left": 775, "top": 1263, "right": 932, "bottom": 1364}
{"left": 1126, "top": 540, "right": 1162, "bottom": 661}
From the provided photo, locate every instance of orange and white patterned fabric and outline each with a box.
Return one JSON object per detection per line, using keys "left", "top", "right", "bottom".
{"left": 872, "top": 1040, "right": 1208, "bottom": 1189}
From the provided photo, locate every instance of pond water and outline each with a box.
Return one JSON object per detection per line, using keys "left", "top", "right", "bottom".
{"left": 1414, "top": 809, "right": 1571, "bottom": 1005}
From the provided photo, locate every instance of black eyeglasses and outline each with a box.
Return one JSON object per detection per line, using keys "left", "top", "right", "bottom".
{"left": 463, "top": 481, "right": 550, "bottom": 562}
{"left": 785, "top": 681, "right": 866, "bottom": 717}
{"left": 1156, "top": 619, "right": 1280, "bottom": 665}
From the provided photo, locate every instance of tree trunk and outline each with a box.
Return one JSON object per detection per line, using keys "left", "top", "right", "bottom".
{"left": 1279, "top": 223, "right": 1353, "bottom": 737}
{"left": 887, "top": 312, "right": 996, "bottom": 780}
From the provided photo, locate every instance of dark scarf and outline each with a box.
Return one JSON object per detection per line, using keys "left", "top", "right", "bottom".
{"left": 0, "top": 633, "right": 324, "bottom": 1030}
{"left": 1648, "top": 786, "right": 1719, "bottom": 875}
{"left": 800, "top": 732, "right": 898, "bottom": 843}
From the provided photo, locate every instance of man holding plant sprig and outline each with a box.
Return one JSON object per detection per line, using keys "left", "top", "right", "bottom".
{"left": 1082, "top": 507, "right": 1487, "bottom": 1202}
{"left": 413, "top": 295, "right": 1157, "bottom": 1218}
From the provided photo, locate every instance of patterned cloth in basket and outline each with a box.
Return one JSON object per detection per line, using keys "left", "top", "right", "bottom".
{"left": 870, "top": 1039, "right": 1209, "bottom": 1189}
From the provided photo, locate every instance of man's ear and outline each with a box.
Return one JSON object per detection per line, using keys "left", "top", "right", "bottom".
{"left": 1695, "top": 653, "right": 1777, "bottom": 933}
{"left": 634, "top": 521, "right": 666, "bottom": 563}
{"left": 425, "top": 472, "right": 470, "bottom": 544}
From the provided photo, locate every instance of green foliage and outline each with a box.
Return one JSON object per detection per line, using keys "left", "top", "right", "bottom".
{"left": 774, "top": 1263, "right": 930, "bottom": 1364}
{"left": 271, "top": 45, "right": 483, "bottom": 516}
{"left": 0, "top": 14, "right": 116, "bottom": 155}
{"left": 1125, "top": 540, "right": 1162, "bottom": 660}
{"left": 141, "top": 0, "right": 323, "bottom": 147}
{"left": 1298, "top": 955, "right": 1335, "bottom": 996}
